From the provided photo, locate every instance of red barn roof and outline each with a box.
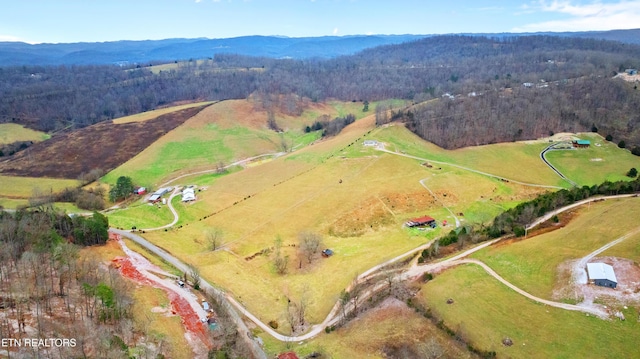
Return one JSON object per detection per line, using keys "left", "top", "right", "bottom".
{"left": 411, "top": 216, "right": 435, "bottom": 224}
{"left": 278, "top": 352, "right": 300, "bottom": 359}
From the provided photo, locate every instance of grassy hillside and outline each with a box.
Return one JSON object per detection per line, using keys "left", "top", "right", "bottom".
{"left": 0, "top": 123, "right": 50, "bottom": 145}
{"left": 258, "top": 299, "right": 473, "bottom": 358}
{"left": 133, "top": 116, "right": 556, "bottom": 326}
{"left": 545, "top": 133, "right": 640, "bottom": 186}
{"left": 471, "top": 197, "right": 640, "bottom": 299}
{"left": 0, "top": 175, "right": 79, "bottom": 209}
{"left": 102, "top": 100, "right": 372, "bottom": 188}
{"left": 418, "top": 263, "right": 639, "bottom": 359}
{"left": 372, "top": 125, "right": 566, "bottom": 187}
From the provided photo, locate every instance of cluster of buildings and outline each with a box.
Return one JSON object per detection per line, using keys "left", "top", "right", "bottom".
{"left": 135, "top": 185, "right": 198, "bottom": 204}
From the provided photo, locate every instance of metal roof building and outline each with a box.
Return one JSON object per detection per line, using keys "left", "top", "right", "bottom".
{"left": 587, "top": 262, "right": 617, "bottom": 289}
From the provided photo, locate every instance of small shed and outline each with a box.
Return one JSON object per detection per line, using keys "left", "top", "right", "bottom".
{"left": 363, "top": 140, "right": 378, "bottom": 147}
{"left": 405, "top": 216, "right": 437, "bottom": 228}
{"left": 572, "top": 140, "right": 591, "bottom": 148}
{"left": 587, "top": 262, "right": 617, "bottom": 289}
{"left": 134, "top": 187, "right": 147, "bottom": 195}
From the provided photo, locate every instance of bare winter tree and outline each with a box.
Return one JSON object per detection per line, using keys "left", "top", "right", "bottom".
{"left": 273, "top": 236, "right": 288, "bottom": 275}
{"left": 298, "top": 231, "right": 323, "bottom": 264}
{"left": 187, "top": 263, "right": 201, "bottom": 290}
{"left": 206, "top": 228, "right": 224, "bottom": 251}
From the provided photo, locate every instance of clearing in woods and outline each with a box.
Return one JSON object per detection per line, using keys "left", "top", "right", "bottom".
{"left": 0, "top": 123, "right": 50, "bottom": 144}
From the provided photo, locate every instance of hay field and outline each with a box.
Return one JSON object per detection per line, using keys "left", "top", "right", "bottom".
{"left": 138, "top": 116, "right": 557, "bottom": 325}
{"left": 0, "top": 123, "right": 50, "bottom": 145}
{"left": 0, "top": 175, "right": 78, "bottom": 198}
{"left": 373, "top": 125, "right": 566, "bottom": 187}
{"left": 419, "top": 263, "right": 639, "bottom": 359}
{"left": 545, "top": 133, "right": 640, "bottom": 186}
{"left": 112, "top": 101, "right": 215, "bottom": 124}
{"left": 471, "top": 197, "right": 640, "bottom": 299}
{"left": 103, "top": 99, "right": 371, "bottom": 187}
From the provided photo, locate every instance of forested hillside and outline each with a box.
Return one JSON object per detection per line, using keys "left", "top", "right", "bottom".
{"left": 1, "top": 35, "right": 640, "bottom": 151}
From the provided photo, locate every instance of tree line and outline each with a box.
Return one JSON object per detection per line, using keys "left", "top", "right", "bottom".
{"left": 0, "top": 207, "right": 168, "bottom": 357}
{"left": 1, "top": 35, "right": 640, "bottom": 149}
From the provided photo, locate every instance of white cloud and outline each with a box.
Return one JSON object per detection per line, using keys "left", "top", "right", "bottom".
{"left": 514, "top": 0, "right": 640, "bottom": 32}
{"left": 0, "top": 35, "right": 32, "bottom": 43}
{"left": 195, "top": 0, "right": 202, "bottom": 3}
{"left": 333, "top": 27, "right": 339, "bottom": 35}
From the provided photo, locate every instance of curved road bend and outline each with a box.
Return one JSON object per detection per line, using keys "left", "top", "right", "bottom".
{"left": 110, "top": 229, "right": 268, "bottom": 359}
{"left": 111, "top": 186, "right": 637, "bottom": 343}
{"left": 539, "top": 143, "right": 578, "bottom": 187}
{"left": 432, "top": 259, "right": 609, "bottom": 318}
{"left": 376, "top": 147, "right": 564, "bottom": 190}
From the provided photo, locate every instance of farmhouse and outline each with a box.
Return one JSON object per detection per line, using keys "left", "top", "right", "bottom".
{"left": 572, "top": 139, "right": 591, "bottom": 148}
{"left": 586, "top": 262, "right": 617, "bottom": 289}
{"left": 363, "top": 140, "right": 378, "bottom": 147}
{"left": 405, "top": 215, "right": 437, "bottom": 228}
{"left": 182, "top": 187, "right": 196, "bottom": 202}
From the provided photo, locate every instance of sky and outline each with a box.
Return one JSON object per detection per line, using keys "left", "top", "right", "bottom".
{"left": 1, "top": 0, "right": 639, "bottom": 44}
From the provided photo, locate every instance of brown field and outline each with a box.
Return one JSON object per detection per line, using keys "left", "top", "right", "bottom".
{"left": 0, "top": 105, "right": 209, "bottom": 179}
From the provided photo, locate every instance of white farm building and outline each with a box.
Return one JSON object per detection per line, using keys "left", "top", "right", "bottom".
{"left": 586, "top": 262, "right": 617, "bottom": 289}
{"left": 182, "top": 187, "right": 196, "bottom": 202}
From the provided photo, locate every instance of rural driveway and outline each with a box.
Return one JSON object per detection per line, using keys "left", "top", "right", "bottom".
{"left": 539, "top": 143, "right": 578, "bottom": 187}
{"left": 376, "top": 146, "right": 564, "bottom": 190}
{"left": 441, "top": 259, "right": 609, "bottom": 318}
{"left": 110, "top": 228, "right": 268, "bottom": 359}
{"left": 111, "top": 177, "right": 636, "bottom": 343}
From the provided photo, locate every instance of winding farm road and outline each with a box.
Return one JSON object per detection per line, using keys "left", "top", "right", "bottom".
{"left": 539, "top": 143, "right": 579, "bottom": 187}
{"left": 440, "top": 259, "right": 609, "bottom": 318}
{"left": 109, "top": 144, "right": 638, "bottom": 343}
{"left": 376, "top": 146, "right": 565, "bottom": 190}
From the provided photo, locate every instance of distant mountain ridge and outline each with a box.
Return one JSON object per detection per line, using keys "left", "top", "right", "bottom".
{"left": 1, "top": 29, "right": 639, "bottom": 66}
{"left": 0, "top": 35, "right": 426, "bottom": 66}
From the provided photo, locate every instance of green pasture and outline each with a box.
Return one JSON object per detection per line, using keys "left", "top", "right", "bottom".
{"left": 0, "top": 123, "right": 50, "bottom": 145}
{"left": 107, "top": 202, "right": 175, "bottom": 230}
{"left": 103, "top": 99, "right": 376, "bottom": 187}
{"left": 137, "top": 120, "right": 554, "bottom": 326}
{"left": 601, "top": 231, "right": 640, "bottom": 262}
{"left": 472, "top": 197, "right": 640, "bottom": 299}
{"left": 0, "top": 175, "right": 79, "bottom": 199}
{"left": 112, "top": 101, "right": 215, "bottom": 124}
{"left": 371, "top": 125, "right": 568, "bottom": 187}
{"left": 544, "top": 133, "right": 640, "bottom": 186}
{"left": 419, "top": 264, "right": 640, "bottom": 359}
